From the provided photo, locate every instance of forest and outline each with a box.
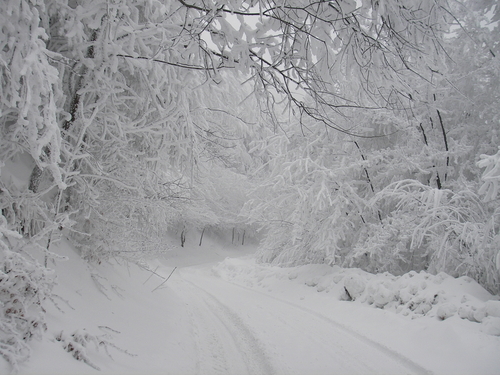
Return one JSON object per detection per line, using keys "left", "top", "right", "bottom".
{"left": 1, "top": 0, "right": 499, "bottom": 370}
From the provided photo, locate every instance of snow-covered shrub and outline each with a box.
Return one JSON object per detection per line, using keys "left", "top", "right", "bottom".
{"left": 436, "top": 303, "right": 458, "bottom": 320}
{"left": 55, "top": 327, "right": 135, "bottom": 370}
{"left": 348, "top": 180, "right": 500, "bottom": 294}
{"left": 477, "top": 148, "right": 500, "bottom": 287}
{"left": 67, "top": 182, "right": 179, "bottom": 264}
{"left": 0, "top": 181, "right": 55, "bottom": 239}
{"left": 0, "top": 216, "right": 56, "bottom": 371}
{"left": 343, "top": 274, "right": 366, "bottom": 301}
{"left": 478, "top": 147, "right": 500, "bottom": 202}
{"left": 366, "top": 280, "right": 396, "bottom": 308}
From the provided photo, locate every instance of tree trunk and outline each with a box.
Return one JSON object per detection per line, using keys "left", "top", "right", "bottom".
{"left": 199, "top": 228, "right": 205, "bottom": 246}
{"left": 436, "top": 109, "right": 449, "bottom": 183}
{"left": 420, "top": 122, "right": 442, "bottom": 189}
{"left": 28, "top": 165, "right": 43, "bottom": 193}
{"left": 181, "top": 229, "right": 186, "bottom": 247}
{"left": 354, "top": 141, "right": 382, "bottom": 222}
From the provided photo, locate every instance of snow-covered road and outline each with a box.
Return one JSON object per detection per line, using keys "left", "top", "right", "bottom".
{"left": 171, "top": 266, "right": 430, "bottom": 375}
{"left": 13, "top": 239, "right": 499, "bottom": 375}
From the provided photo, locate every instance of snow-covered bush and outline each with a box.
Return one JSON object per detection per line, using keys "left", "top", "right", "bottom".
{"left": 0, "top": 179, "right": 55, "bottom": 239}
{"left": 478, "top": 147, "right": 500, "bottom": 202}
{"left": 55, "top": 327, "right": 135, "bottom": 371}
{"left": 348, "top": 180, "right": 499, "bottom": 293}
{"left": 0, "top": 216, "right": 56, "bottom": 371}
{"left": 343, "top": 274, "right": 366, "bottom": 301}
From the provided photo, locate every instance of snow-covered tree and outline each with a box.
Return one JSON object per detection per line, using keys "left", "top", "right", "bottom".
{"left": 244, "top": 0, "right": 500, "bottom": 293}
{"left": 1, "top": 0, "right": 264, "bottom": 262}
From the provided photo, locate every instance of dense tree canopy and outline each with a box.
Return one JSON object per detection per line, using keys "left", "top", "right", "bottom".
{"left": 241, "top": 0, "right": 500, "bottom": 293}
{"left": 0, "top": 0, "right": 499, "bottom": 308}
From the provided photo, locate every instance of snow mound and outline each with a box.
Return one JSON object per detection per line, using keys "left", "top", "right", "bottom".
{"left": 343, "top": 274, "right": 366, "bottom": 300}
{"left": 213, "top": 258, "right": 500, "bottom": 335}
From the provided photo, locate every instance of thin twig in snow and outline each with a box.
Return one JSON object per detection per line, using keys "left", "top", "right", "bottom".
{"left": 152, "top": 267, "right": 178, "bottom": 292}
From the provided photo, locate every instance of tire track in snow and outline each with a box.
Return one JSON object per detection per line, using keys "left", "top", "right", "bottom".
{"left": 172, "top": 270, "right": 275, "bottom": 375}
{"left": 228, "top": 283, "right": 433, "bottom": 375}
{"left": 183, "top": 268, "right": 433, "bottom": 375}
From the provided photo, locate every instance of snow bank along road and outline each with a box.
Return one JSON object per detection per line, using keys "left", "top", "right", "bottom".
{"left": 168, "top": 265, "right": 431, "bottom": 375}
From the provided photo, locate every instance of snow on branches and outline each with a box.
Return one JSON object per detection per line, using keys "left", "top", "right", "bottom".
{"left": 55, "top": 327, "right": 135, "bottom": 371}
{"left": 0, "top": 215, "right": 56, "bottom": 372}
{"left": 478, "top": 147, "right": 500, "bottom": 202}
{"left": 0, "top": 0, "right": 65, "bottom": 188}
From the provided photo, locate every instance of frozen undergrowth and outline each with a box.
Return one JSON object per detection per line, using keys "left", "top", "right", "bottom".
{"left": 55, "top": 327, "right": 136, "bottom": 371}
{"left": 0, "top": 216, "right": 58, "bottom": 372}
{"left": 0, "top": 248, "right": 55, "bottom": 371}
{"left": 213, "top": 257, "right": 500, "bottom": 336}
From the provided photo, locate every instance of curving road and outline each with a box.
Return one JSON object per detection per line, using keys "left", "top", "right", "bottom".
{"left": 169, "top": 266, "right": 431, "bottom": 375}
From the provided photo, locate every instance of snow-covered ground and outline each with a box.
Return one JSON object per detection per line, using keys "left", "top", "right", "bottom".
{"left": 5, "top": 234, "right": 500, "bottom": 375}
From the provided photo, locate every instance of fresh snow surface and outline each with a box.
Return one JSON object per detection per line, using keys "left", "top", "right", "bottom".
{"left": 5, "top": 234, "right": 500, "bottom": 375}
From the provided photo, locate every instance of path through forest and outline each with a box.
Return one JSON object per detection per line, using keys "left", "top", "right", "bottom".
{"left": 11, "top": 237, "right": 500, "bottom": 375}
{"left": 169, "top": 263, "right": 430, "bottom": 375}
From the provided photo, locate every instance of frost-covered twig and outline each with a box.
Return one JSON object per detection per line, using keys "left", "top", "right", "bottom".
{"left": 478, "top": 147, "right": 500, "bottom": 202}
{"left": 90, "top": 272, "right": 111, "bottom": 300}
{"left": 152, "top": 267, "right": 177, "bottom": 292}
{"left": 56, "top": 328, "right": 136, "bottom": 370}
